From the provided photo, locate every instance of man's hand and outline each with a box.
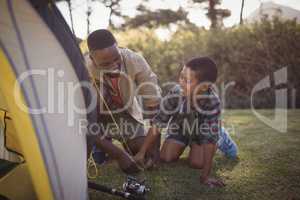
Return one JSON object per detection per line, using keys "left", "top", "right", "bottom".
{"left": 93, "top": 137, "right": 140, "bottom": 174}
{"left": 201, "top": 177, "right": 225, "bottom": 188}
{"left": 117, "top": 152, "right": 140, "bottom": 174}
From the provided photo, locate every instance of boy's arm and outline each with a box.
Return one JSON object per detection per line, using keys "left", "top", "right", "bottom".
{"left": 200, "top": 143, "right": 225, "bottom": 187}
{"left": 200, "top": 143, "right": 216, "bottom": 182}
{"left": 135, "top": 85, "right": 182, "bottom": 163}
{"left": 134, "top": 125, "right": 161, "bottom": 163}
{"left": 199, "top": 92, "right": 225, "bottom": 187}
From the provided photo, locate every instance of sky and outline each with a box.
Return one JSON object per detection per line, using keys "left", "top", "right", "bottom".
{"left": 56, "top": 0, "right": 300, "bottom": 39}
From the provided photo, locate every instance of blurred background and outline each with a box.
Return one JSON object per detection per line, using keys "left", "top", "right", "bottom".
{"left": 56, "top": 0, "right": 300, "bottom": 109}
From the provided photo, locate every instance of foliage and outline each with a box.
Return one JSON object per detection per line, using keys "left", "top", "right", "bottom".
{"left": 92, "top": 0, "right": 123, "bottom": 28}
{"left": 122, "top": 5, "right": 189, "bottom": 29}
{"left": 115, "top": 18, "right": 300, "bottom": 108}
{"left": 189, "top": 0, "right": 231, "bottom": 29}
{"left": 89, "top": 0, "right": 232, "bottom": 29}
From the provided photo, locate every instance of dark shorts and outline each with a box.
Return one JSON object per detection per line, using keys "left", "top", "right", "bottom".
{"left": 99, "top": 112, "right": 146, "bottom": 142}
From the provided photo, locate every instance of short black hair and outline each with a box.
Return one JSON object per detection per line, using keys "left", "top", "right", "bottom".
{"left": 185, "top": 57, "right": 217, "bottom": 83}
{"left": 87, "top": 29, "right": 117, "bottom": 51}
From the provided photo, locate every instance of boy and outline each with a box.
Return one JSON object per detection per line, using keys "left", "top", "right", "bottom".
{"left": 134, "top": 57, "right": 225, "bottom": 187}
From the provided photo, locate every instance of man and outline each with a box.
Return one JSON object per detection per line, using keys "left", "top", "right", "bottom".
{"left": 86, "top": 29, "right": 161, "bottom": 173}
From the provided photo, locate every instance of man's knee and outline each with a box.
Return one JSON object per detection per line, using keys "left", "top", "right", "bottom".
{"left": 160, "top": 153, "right": 176, "bottom": 163}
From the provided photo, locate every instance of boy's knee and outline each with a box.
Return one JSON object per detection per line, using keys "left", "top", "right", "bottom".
{"left": 189, "top": 159, "right": 203, "bottom": 169}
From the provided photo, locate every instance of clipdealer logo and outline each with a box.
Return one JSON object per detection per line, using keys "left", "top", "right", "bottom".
{"left": 251, "top": 67, "right": 288, "bottom": 133}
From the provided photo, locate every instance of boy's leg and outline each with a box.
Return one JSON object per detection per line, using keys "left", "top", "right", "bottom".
{"left": 160, "top": 139, "right": 186, "bottom": 162}
{"left": 217, "top": 127, "right": 238, "bottom": 159}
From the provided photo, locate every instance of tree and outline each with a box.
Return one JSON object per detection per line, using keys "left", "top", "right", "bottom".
{"left": 240, "top": 0, "right": 245, "bottom": 25}
{"left": 190, "top": 0, "right": 231, "bottom": 29}
{"left": 93, "top": 0, "right": 123, "bottom": 28}
{"left": 55, "top": 0, "right": 75, "bottom": 34}
{"left": 122, "top": 5, "right": 189, "bottom": 29}
{"left": 87, "top": 3, "right": 92, "bottom": 34}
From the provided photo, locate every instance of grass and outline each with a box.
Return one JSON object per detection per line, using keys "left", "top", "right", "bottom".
{"left": 89, "top": 110, "right": 300, "bottom": 200}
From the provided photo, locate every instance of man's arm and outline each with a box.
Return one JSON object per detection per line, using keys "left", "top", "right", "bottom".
{"left": 132, "top": 53, "right": 161, "bottom": 112}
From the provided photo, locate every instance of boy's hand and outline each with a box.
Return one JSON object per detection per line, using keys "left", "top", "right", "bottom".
{"left": 134, "top": 152, "right": 159, "bottom": 170}
{"left": 201, "top": 177, "right": 225, "bottom": 188}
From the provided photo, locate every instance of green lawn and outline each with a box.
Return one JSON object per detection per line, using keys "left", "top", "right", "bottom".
{"left": 89, "top": 110, "right": 300, "bottom": 200}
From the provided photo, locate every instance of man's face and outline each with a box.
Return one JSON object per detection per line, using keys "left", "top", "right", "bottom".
{"left": 179, "top": 66, "right": 208, "bottom": 98}
{"left": 90, "top": 44, "right": 122, "bottom": 73}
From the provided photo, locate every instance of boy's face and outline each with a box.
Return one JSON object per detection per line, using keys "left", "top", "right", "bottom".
{"left": 179, "top": 66, "right": 208, "bottom": 98}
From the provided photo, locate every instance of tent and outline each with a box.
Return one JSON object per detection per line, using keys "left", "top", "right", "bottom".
{"left": 0, "top": 0, "right": 96, "bottom": 199}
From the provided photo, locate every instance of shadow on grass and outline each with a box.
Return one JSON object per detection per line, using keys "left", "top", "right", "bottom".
{"left": 215, "top": 155, "right": 240, "bottom": 172}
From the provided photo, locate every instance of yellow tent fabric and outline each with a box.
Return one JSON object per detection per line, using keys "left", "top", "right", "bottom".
{"left": 0, "top": 48, "right": 54, "bottom": 200}
{"left": 3, "top": 112, "right": 23, "bottom": 157}
{"left": 0, "top": 163, "right": 37, "bottom": 200}
{"left": 0, "top": 110, "right": 4, "bottom": 130}
{"left": 0, "top": 1, "right": 88, "bottom": 199}
{"left": 0, "top": 109, "right": 23, "bottom": 163}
